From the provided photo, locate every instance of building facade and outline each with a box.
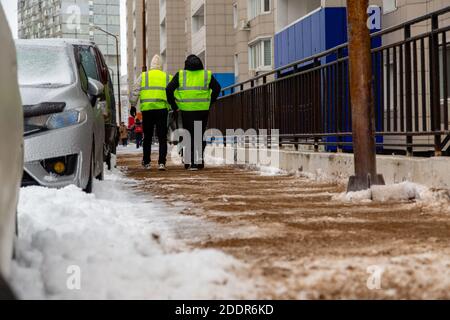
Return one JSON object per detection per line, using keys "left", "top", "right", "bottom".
{"left": 126, "top": 0, "right": 144, "bottom": 91}
{"left": 18, "top": 0, "right": 122, "bottom": 105}
{"left": 127, "top": 0, "right": 240, "bottom": 93}
{"left": 126, "top": 0, "right": 448, "bottom": 94}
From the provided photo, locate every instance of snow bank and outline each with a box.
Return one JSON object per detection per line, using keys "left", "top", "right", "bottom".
{"left": 117, "top": 144, "right": 145, "bottom": 155}
{"left": 333, "top": 181, "right": 447, "bottom": 203}
{"left": 10, "top": 169, "right": 251, "bottom": 300}
{"left": 257, "top": 166, "right": 286, "bottom": 176}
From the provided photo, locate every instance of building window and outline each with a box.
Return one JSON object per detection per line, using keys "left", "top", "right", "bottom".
{"left": 383, "top": 0, "right": 397, "bottom": 14}
{"left": 233, "top": 3, "right": 238, "bottom": 29}
{"left": 249, "top": 38, "right": 272, "bottom": 71}
{"left": 248, "top": 0, "right": 271, "bottom": 21}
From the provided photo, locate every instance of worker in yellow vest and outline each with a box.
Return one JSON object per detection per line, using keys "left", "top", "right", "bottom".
{"left": 166, "top": 55, "right": 221, "bottom": 170}
{"left": 130, "top": 55, "right": 173, "bottom": 170}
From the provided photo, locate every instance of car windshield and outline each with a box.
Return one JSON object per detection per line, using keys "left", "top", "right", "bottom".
{"left": 16, "top": 44, "right": 75, "bottom": 87}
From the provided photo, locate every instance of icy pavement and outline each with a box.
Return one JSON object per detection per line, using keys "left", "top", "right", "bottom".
{"left": 9, "top": 166, "right": 254, "bottom": 300}
{"left": 118, "top": 151, "right": 450, "bottom": 299}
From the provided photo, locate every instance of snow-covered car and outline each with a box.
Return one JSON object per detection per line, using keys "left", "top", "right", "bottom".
{"left": 17, "top": 39, "right": 107, "bottom": 193}
{"left": 70, "top": 40, "right": 118, "bottom": 170}
{"left": 0, "top": 5, "right": 23, "bottom": 298}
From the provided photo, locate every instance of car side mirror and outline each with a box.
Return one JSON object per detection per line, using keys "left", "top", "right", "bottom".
{"left": 87, "top": 78, "right": 104, "bottom": 97}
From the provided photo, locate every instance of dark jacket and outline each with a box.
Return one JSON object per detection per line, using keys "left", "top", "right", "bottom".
{"left": 166, "top": 55, "right": 222, "bottom": 111}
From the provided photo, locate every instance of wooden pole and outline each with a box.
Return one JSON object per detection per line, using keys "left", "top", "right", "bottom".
{"left": 347, "top": 0, "right": 384, "bottom": 191}
{"left": 142, "top": 0, "right": 147, "bottom": 72}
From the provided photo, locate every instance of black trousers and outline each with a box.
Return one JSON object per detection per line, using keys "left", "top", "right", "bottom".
{"left": 181, "top": 110, "right": 209, "bottom": 165}
{"left": 142, "top": 109, "right": 168, "bottom": 165}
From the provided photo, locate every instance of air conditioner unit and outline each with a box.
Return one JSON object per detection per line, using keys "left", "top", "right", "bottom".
{"left": 240, "top": 20, "right": 251, "bottom": 31}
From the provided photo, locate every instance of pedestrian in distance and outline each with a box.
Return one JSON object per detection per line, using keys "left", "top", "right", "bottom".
{"left": 119, "top": 122, "right": 129, "bottom": 146}
{"left": 134, "top": 118, "right": 143, "bottom": 149}
{"left": 130, "top": 55, "right": 172, "bottom": 171}
{"left": 166, "top": 54, "right": 221, "bottom": 171}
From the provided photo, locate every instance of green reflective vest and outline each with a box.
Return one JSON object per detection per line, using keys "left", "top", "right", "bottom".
{"left": 140, "top": 70, "right": 172, "bottom": 111}
{"left": 174, "top": 70, "right": 212, "bottom": 111}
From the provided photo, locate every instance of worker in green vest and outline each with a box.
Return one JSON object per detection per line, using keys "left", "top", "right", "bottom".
{"left": 130, "top": 55, "right": 172, "bottom": 171}
{"left": 166, "top": 55, "right": 221, "bottom": 171}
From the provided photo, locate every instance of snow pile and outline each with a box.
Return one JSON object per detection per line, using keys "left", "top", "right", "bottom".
{"left": 117, "top": 143, "right": 145, "bottom": 155}
{"left": 333, "top": 181, "right": 446, "bottom": 203}
{"left": 257, "top": 166, "right": 286, "bottom": 176}
{"left": 295, "top": 169, "right": 339, "bottom": 182}
{"left": 9, "top": 170, "right": 251, "bottom": 300}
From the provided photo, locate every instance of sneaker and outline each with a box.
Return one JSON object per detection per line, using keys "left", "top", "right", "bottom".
{"left": 189, "top": 165, "right": 199, "bottom": 171}
{"left": 158, "top": 164, "right": 166, "bottom": 171}
{"left": 184, "top": 164, "right": 190, "bottom": 170}
{"left": 142, "top": 161, "right": 151, "bottom": 170}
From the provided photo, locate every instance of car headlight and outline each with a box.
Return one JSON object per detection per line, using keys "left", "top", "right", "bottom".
{"left": 25, "top": 110, "right": 86, "bottom": 130}
{"left": 46, "top": 110, "right": 86, "bottom": 130}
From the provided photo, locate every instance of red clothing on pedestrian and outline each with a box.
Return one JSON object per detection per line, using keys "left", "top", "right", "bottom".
{"left": 128, "top": 116, "right": 135, "bottom": 129}
{"left": 134, "top": 123, "right": 143, "bottom": 134}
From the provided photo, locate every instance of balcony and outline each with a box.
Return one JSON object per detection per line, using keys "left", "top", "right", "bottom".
{"left": 160, "top": 22, "right": 167, "bottom": 53}
{"left": 191, "top": 25, "right": 206, "bottom": 56}
{"left": 159, "top": 0, "right": 166, "bottom": 25}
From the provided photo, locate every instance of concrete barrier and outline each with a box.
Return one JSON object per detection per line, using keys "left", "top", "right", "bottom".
{"left": 206, "top": 145, "right": 450, "bottom": 189}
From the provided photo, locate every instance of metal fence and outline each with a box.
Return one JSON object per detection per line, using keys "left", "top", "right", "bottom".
{"left": 209, "top": 6, "right": 450, "bottom": 156}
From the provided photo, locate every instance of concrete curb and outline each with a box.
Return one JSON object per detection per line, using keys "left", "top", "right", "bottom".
{"left": 206, "top": 145, "right": 450, "bottom": 189}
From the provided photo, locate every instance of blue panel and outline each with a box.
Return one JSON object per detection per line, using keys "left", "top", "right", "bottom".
{"left": 214, "top": 73, "right": 235, "bottom": 96}
{"left": 281, "top": 30, "right": 289, "bottom": 66}
{"left": 274, "top": 33, "right": 280, "bottom": 68}
{"left": 277, "top": 33, "right": 282, "bottom": 68}
{"left": 311, "top": 10, "right": 322, "bottom": 55}
{"left": 302, "top": 16, "right": 312, "bottom": 60}
{"left": 295, "top": 22, "right": 303, "bottom": 62}
{"left": 324, "top": 7, "right": 347, "bottom": 63}
{"left": 319, "top": 8, "right": 327, "bottom": 64}
{"left": 288, "top": 26, "right": 296, "bottom": 63}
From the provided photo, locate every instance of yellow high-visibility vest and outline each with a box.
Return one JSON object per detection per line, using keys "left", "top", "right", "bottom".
{"left": 174, "top": 70, "right": 212, "bottom": 111}
{"left": 140, "top": 70, "right": 172, "bottom": 111}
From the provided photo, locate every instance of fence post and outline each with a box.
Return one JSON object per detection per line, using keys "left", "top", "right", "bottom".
{"left": 337, "top": 47, "right": 344, "bottom": 153}
{"left": 346, "top": 0, "right": 385, "bottom": 192}
{"left": 430, "top": 14, "right": 442, "bottom": 156}
{"left": 404, "top": 24, "right": 413, "bottom": 156}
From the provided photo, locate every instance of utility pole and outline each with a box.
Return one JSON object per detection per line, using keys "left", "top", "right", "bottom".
{"left": 142, "top": 0, "right": 147, "bottom": 72}
{"left": 346, "top": 0, "right": 384, "bottom": 192}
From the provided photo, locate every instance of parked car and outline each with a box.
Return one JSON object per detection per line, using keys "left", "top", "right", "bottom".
{"left": 0, "top": 4, "right": 23, "bottom": 298}
{"left": 70, "top": 40, "right": 118, "bottom": 170}
{"left": 17, "top": 39, "right": 107, "bottom": 193}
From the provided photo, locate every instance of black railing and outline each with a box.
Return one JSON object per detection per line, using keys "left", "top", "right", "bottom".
{"left": 210, "top": 6, "right": 450, "bottom": 155}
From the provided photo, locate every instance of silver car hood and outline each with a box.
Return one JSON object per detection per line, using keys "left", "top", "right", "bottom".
{"left": 20, "top": 84, "right": 78, "bottom": 107}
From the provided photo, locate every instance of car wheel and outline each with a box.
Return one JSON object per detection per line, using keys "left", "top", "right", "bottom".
{"left": 83, "top": 144, "right": 95, "bottom": 194}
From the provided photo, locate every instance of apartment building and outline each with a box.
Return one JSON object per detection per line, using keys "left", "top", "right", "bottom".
{"left": 231, "top": 0, "right": 275, "bottom": 83}
{"left": 18, "top": 0, "right": 121, "bottom": 101}
{"left": 127, "top": 0, "right": 143, "bottom": 90}
{"left": 127, "top": 0, "right": 238, "bottom": 92}
{"left": 160, "top": 0, "right": 186, "bottom": 75}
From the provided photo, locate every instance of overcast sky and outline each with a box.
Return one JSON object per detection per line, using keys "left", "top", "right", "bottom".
{"left": 0, "top": 0, "right": 128, "bottom": 75}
